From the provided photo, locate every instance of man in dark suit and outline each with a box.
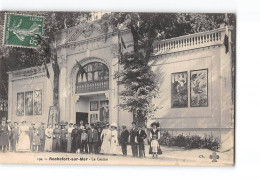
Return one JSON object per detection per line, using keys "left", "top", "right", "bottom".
{"left": 120, "top": 124, "right": 129, "bottom": 156}
{"left": 87, "top": 123, "right": 98, "bottom": 154}
{"left": 0, "top": 119, "right": 9, "bottom": 152}
{"left": 37, "top": 122, "right": 45, "bottom": 152}
{"left": 137, "top": 125, "right": 147, "bottom": 158}
{"left": 129, "top": 121, "right": 138, "bottom": 157}
{"left": 29, "top": 123, "right": 36, "bottom": 151}
{"left": 11, "top": 122, "right": 19, "bottom": 152}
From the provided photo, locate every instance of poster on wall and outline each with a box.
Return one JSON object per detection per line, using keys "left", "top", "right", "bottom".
{"left": 48, "top": 106, "right": 59, "bottom": 126}
{"left": 190, "top": 69, "right": 208, "bottom": 107}
{"left": 171, "top": 71, "right": 188, "bottom": 108}
{"left": 25, "top": 91, "right": 33, "bottom": 115}
{"left": 17, "top": 92, "right": 24, "bottom": 116}
{"left": 34, "top": 90, "right": 42, "bottom": 115}
{"left": 100, "top": 100, "right": 109, "bottom": 122}
{"left": 90, "top": 101, "right": 99, "bottom": 111}
{"left": 90, "top": 113, "right": 98, "bottom": 123}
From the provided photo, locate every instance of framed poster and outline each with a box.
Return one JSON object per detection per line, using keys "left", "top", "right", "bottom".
{"left": 171, "top": 71, "right": 188, "bottom": 108}
{"left": 48, "top": 106, "right": 59, "bottom": 126}
{"left": 90, "top": 113, "right": 98, "bottom": 124}
{"left": 190, "top": 69, "right": 208, "bottom": 107}
{"left": 100, "top": 100, "right": 109, "bottom": 122}
{"left": 34, "top": 90, "right": 42, "bottom": 115}
{"left": 90, "top": 101, "right": 99, "bottom": 111}
{"left": 17, "top": 92, "right": 24, "bottom": 116}
{"left": 25, "top": 91, "right": 33, "bottom": 115}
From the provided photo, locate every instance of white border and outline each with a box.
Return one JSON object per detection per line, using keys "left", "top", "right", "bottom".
{"left": 1, "top": 0, "right": 260, "bottom": 179}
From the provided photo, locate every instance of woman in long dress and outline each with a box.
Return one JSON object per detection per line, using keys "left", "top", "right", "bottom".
{"left": 110, "top": 123, "right": 119, "bottom": 155}
{"left": 149, "top": 122, "right": 162, "bottom": 155}
{"left": 44, "top": 124, "right": 53, "bottom": 152}
{"left": 16, "top": 121, "right": 30, "bottom": 152}
{"left": 100, "top": 123, "right": 111, "bottom": 154}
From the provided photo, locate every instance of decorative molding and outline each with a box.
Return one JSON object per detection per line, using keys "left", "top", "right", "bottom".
{"left": 12, "top": 75, "right": 46, "bottom": 82}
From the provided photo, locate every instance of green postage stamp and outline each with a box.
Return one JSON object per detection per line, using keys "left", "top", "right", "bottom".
{"left": 2, "top": 13, "right": 44, "bottom": 48}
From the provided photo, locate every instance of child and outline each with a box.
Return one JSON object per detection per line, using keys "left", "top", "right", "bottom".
{"left": 81, "top": 128, "right": 88, "bottom": 154}
{"left": 151, "top": 135, "right": 159, "bottom": 158}
{"left": 32, "top": 129, "right": 41, "bottom": 152}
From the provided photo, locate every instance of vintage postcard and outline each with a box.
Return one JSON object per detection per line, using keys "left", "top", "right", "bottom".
{"left": 0, "top": 11, "right": 235, "bottom": 166}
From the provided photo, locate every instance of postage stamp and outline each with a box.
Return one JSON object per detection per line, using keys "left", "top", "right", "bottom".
{"left": 2, "top": 13, "right": 44, "bottom": 48}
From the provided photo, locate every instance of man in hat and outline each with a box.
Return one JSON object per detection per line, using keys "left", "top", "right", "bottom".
{"left": 120, "top": 124, "right": 129, "bottom": 156}
{"left": 129, "top": 121, "right": 138, "bottom": 157}
{"left": 6, "top": 119, "right": 12, "bottom": 151}
{"left": 71, "top": 124, "right": 79, "bottom": 153}
{"left": 60, "top": 121, "right": 68, "bottom": 152}
{"left": 0, "top": 119, "right": 9, "bottom": 152}
{"left": 38, "top": 122, "right": 46, "bottom": 152}
{"left": 87, "top": 123, "right": 98, "bottom": 154}
{"left": 96, "top": 124, "right": 102, "bottom": 154}
{"left": 52, "top": 123, "right": 61, "bottom": 152}
{"left": 11, "top": 122, "right": 19, "bottom": 152}
{"left": 137, "top": 125, "right": 147, "bottom": 158}
{"left": 29, "top": 123, "right": 36, "bottom": 151}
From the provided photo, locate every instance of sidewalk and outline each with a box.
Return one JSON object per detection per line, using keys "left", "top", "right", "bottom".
{"left": 0, "top": 145, "right": 234, "bottom": 166}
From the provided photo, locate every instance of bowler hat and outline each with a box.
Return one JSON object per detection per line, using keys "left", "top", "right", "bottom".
{"left": 131, "top": 121, "right": 136, "bottom": 125}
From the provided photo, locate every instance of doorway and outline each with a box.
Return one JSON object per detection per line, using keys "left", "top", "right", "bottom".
{"left": 76, "top": 112, "right": 88, "bottom": 125}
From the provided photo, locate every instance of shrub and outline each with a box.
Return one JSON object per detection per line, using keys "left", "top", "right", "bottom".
{"left": 159, "top": 132, "right": 220, "bottom": 151}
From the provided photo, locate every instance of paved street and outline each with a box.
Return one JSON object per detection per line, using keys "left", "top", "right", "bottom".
{"left": 0, "top": 145, "right": 233, "bottom": 166}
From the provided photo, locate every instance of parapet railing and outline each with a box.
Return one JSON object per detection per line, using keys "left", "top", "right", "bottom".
{"left": 152, "top": 26, "right": 232, "bottom": 55}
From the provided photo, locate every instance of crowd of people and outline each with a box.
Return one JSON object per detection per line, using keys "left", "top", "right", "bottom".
{"left": 0, "top": 117, "right": 162, "bottom": 158}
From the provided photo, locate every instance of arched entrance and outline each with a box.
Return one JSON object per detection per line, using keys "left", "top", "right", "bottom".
{"left": 70, "top": 58, "right": 111, "bottom": 125}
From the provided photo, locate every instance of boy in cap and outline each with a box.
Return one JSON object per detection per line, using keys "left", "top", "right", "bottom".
{"left": 136, "top": 125, "right": 147, "bottom": 158}
{"left": 120, "top": 124, "right": 129, "bottom": 156}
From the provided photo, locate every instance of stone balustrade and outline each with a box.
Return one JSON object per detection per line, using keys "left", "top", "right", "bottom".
{"left": 152, "top": 27, "right": 232, "bottom": 55}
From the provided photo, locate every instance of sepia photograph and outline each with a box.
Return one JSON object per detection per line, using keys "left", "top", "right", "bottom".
{"left": 0, "top": 11, "right": 235, "bottom": 166}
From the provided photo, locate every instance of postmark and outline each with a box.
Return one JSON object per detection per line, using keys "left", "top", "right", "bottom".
{"left": 2, "top": 13, "right": 44, "bottom": 48}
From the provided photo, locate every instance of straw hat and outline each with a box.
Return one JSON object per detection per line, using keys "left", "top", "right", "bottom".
{"left": 110, "top": 123, "right": 117, "bottom": 128}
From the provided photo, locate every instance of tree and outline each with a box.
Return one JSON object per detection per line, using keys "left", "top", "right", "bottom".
{"left": 100, "top": 12, "right": 235, "bottom": 127}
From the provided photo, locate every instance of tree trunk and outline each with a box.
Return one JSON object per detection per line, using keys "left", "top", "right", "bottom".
{"left": 52, "top": 54, "right": 60, "bottom": 123}
{"left": 133, "top": 110, "right": 146, "bottom": 127}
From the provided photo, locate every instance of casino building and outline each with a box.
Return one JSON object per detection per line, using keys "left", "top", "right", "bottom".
{"left": 7, "top": 22, "right": 235, "bottom": 150}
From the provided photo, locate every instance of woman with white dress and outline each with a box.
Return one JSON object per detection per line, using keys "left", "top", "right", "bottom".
{"left": 100, "top": 123, "right": 111, "bottom": 154}
{"left": 44, "top": 124, "right": 53, "bottom": 152}
{"left": 16, "top": 121, "right": 30, "bottom": 152}
{"left": 110, "top": 123, "right": 119, "bottom": 155}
